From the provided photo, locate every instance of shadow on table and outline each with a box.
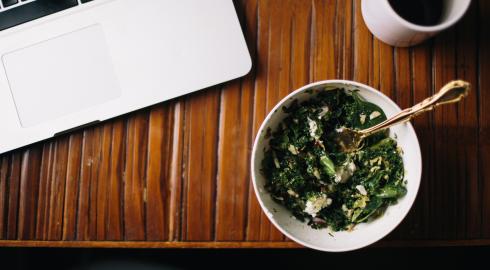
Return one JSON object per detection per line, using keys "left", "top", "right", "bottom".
{"left": 0, "top": 246, "right": 488, "bottom": 269}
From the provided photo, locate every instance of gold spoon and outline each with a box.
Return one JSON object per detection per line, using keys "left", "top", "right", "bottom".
{"left": 336, "top": 80, "right": 471, "bottom": 152}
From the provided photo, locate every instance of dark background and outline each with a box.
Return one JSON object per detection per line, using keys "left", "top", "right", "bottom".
{"left": 0, "top": 246, "right": 488, "bottom": 269}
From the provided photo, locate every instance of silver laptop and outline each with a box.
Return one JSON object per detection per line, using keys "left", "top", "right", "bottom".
{"left": 0, "top": 0, "right": 251, "bottom": 154}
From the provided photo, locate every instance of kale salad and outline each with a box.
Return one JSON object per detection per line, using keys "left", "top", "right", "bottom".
{"left": 261, "top": 88, "right": 406, "bottom": 232}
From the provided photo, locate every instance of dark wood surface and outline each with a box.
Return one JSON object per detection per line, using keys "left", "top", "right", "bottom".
{"left": 0, "top": 0, "right": 489, "bottom": 248}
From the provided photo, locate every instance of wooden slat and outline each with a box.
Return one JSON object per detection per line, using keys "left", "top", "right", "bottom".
{"left": 262, "top": 0, "right": 293, "bottom": 241}
{"left": 95, "top": 123, "right": 113, "bottom": 240}
{"left": 455, "top": 2, "right": 480, "bottom": 239}
{"left": 17, "top": 147, "right": 42, "bottom": 240}
{"left": 62, "top": 132, "right": 83, "bottom": 240}
{"left": 290, "top": 0, "right": 312, "bottom": 88}
{"left": 479, "top": 0, "right": 490, "bottom": 238}
{"left": 353, "top": 0, "right": 372, "bottom": 84}
{"left": 105, "top": 119, "right": 125, "bottom": 240}
{"left": 216, "top": 1, "right": 270, "bottom": 239}
{"left": 182, "top": 89, "right": 220, "bottom": 241}
{"left": 145, "top": 103, "right": 178, "bottom": 241}
{"left": 123, "top": 112, "right": 149, "bottom": 240}
{"left": 393, "top": 48, "right": 412, "bottom": 108}
{"left": 47, "top": 137, "right": 69, "bottom": 240}
{"left": 0, "top": 0, "right": 487, "bottom": 248}
{"left": 215, "top": 81, "right": 253, "bottom": 241}
{"left": 432, "top": 25, "right": 463, "bottom": 239}
{"left": 36, "top": 143, "right": 53, "bottom": 240}
{"left": 76, "top": 127, "right": 102, "bottom": 240}
{"left": 167, "top": 101, "right": 184, "bottom": 241}
{"left": 248, "top": 0, "right": 317, "bottom": 241}
{"left": 375, "top": 40, "right": 395, "bottom": 98}
{"left": 311, "top": 0, "right": 336, "bottom": 80}
{"left": 340, "top": 0, "right": 353, "bottom": 80}
{"left": 409, "top": 43, "right": 434, "bottom": 240}
{"left": 6, "top": 153, "right": 21, "bottom": 240}
{"left": 145, "top": 107, "right": 167, "bottom": 241}
{"left": 390, "top": 47, "right": 413, "bottom": 240}
{"left": 0, "top": 157, "right": 10, "bottom": 238}
{"left": 246, "top": 0, "right": 280, "bottom": 241}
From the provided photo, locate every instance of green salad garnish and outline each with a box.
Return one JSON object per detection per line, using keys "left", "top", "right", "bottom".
{"left": 261, "top": 88, "right": 406, "bottom": 232}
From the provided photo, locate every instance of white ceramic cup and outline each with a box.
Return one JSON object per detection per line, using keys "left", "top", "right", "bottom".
{"left": 361, "top": 0, "right": 471, "bottom": 47}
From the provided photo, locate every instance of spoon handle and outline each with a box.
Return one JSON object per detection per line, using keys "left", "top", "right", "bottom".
{"left": 360, "top": 80, "right": 470, "bottom": 137}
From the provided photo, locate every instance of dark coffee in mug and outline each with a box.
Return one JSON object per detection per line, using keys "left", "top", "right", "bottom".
{"left": 388, "top": 0, "right": 444, "bottom": 26}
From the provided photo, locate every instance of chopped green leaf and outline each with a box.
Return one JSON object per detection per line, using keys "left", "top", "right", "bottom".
{"left": 261, "top": 89, "right": 406, "bottom": 232}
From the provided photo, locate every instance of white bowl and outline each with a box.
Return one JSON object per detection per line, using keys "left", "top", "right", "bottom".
{"left": 251, "top": 80, "right": 422, "bottom": 252}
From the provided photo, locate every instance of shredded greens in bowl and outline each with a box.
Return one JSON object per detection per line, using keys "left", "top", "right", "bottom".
{"left": 261, "top": 88, "right": 406, "bottom": 232}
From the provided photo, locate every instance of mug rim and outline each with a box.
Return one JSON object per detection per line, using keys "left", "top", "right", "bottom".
{"left": 382, "top": 0, "right": 472, "bottom": 32}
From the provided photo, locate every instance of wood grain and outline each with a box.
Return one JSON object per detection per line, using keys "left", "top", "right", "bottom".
{"left": 0, "top": 157, "right": 9, "bottom": 238}
{"left": 182, "top": 89, "right": 220, "bottom": 241}
{"left": 124, "top": 112, "right": 149, "bottom": 240}
{"left": 245, "top": 0, "right": 282, "bottom": 241}
{"left": 18, "top": 147, "right": 41, "bottom": 240}
{"left": 456, "top": 2, "right": 480, "bottom": 239}
{"left": 62, "top": 133, "right": 83, "bottom": 241}
{"left": 408, "top": 43, "right": 432, "bottom": 239}
{"left": 0, "top": 0, "right": 488, "bottom": 247}
{"left": 479, "top": 0, "right": 490, "bottom": 238}
{"left": 7, "top": 153, "right": 21, "bottom": 240}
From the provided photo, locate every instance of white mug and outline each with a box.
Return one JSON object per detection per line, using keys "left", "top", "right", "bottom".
{"left": 361, "top": 0, "right": 471, "bottom": 47}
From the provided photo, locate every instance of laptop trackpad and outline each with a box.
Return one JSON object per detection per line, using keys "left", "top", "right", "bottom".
{"left": 2, "top": 25, "right": 121, "bottom": 127}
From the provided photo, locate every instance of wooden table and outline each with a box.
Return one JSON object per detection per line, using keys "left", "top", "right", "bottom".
{"left": 0, "top": 0, "right": 489, "bottom": 248}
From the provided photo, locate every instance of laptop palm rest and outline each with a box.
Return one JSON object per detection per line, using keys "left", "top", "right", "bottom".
{"left": 2, "top": 24, "right": 121, "bottom": 128}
